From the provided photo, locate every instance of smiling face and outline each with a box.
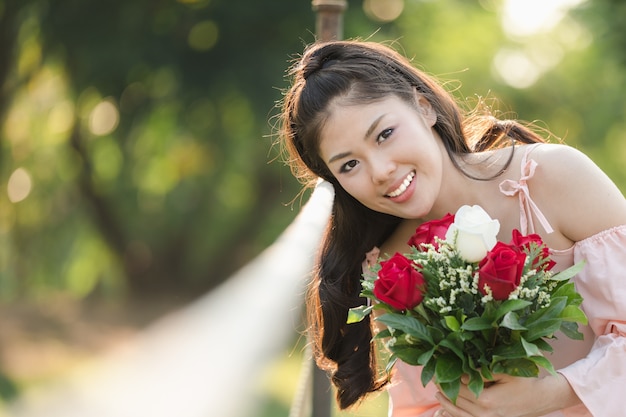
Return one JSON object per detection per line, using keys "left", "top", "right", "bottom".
{"left": 319, "top": 93, "right": 445, "bottom": 220}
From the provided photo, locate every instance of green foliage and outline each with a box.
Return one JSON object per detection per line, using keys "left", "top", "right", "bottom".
{"left": 0, "top": 0, "right": 384, "bottom": 299}
{"left": 352, "top": 238, "right": 587, "bottom": 404}
{"left": 0, "top": 0, "right": 625, "bottom": 301}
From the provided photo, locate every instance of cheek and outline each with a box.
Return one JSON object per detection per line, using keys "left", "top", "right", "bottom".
{"left": 337, "top": 177, "right": 365, "bottom": 198}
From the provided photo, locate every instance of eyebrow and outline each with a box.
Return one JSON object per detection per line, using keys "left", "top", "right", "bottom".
{"left": 327, "top": 113, "right": 386, "bottom": 164}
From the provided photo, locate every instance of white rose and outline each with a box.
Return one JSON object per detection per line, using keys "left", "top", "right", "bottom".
{"left": 445, "top": 205, "right": 500, "bottom": 262}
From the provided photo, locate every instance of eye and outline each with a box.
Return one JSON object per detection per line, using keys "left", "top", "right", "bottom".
{"left": 377, "top": 128, "right": 394, "bottom": 144}
{"left": 340, "top": 159, "right": 359, "bottom": 173}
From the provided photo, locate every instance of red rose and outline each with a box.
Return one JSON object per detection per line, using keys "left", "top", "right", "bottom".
{"left": 478, "top": 242, "right": 526, "bottom": 300}
{"left": 510, "top": 229, "right": 555, "bottom": 271}
{"left": 408, "top": 213, "right": 455, "bottom": 251}
{"left": 374, "top": 253, "right": 426, "bottom": 310}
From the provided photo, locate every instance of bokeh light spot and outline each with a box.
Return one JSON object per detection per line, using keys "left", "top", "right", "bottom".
{"left": 188, "top": 20, "right": 219, "bottom": 51}
{"left": 7, "top": 168, "right": 33, "bottom": 203}
{"left": 493, "top": 49, "right": 540, "bottom": 89}
{"left": 46, "top": 100, "right": 75, "bottom": 144}
{"left": 363, "top": 0, "right": 404, "bottom": 22}
{"left": 502, "top": 0, "right": 586, "bottom": 38}
{"left": 88, "top": 99, "right": 120, "bottom": 136}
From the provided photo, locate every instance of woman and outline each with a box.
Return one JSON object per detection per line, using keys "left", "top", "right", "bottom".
{"left": 278, "top": 40, "right": 626, "bottom": 416}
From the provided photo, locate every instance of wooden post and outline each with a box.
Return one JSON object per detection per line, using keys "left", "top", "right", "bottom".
{"left": 312, "top": 0, "right": 347, "bottom": 42}
{"left": 309, "top": 3, "right": 346, "bottom": 417}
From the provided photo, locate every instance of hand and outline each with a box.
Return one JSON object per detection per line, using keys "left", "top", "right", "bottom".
{"left": 434, "top": 373, "right": 580, "bottom": 417}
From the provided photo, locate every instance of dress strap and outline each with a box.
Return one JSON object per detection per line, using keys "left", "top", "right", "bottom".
{"left": 499, "top": 144, "right": 554, "bottom": 235}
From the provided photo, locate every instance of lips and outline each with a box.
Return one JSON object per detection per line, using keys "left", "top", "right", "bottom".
{"left": 386, "top": 171, "right": 415, "bottom": 198}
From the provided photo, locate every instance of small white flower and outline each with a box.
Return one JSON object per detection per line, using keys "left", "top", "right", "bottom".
{"left": 387, "top": 337, "right": 397, "bottom": 348}
{"left": 446, "top": 205, "right": 500, "bottom": 262}
{"left": 480, "top": 285, "right": 494, "bottom": 304}
{"left": 537, "top": 290, "right": 551, "bottom": 306}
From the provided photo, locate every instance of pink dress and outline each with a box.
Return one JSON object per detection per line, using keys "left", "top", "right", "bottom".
{"left": 370, "top": 145, "right": 626, "bottom": 417}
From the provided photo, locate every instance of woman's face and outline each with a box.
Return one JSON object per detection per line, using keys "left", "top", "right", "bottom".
{"left": 318, "top": 93, "right": 444, "bottom": 219}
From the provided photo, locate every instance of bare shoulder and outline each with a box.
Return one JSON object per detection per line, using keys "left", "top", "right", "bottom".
{"left": 527, "top": 143, "right": 598, "bottom": 175}
{"left": 526, "top": 143, "right": 626, "bottom": 241}
{"left": 527, "top": 143, "right": 615, "bottom": 191}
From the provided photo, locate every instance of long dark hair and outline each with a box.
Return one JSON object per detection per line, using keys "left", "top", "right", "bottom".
{"left": 278, "top": 40, "right": 546, "bottom": 409}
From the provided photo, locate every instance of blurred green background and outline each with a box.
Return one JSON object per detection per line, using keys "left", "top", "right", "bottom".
{"left": 1, "top": 0, "right": 625, "bottom": 415}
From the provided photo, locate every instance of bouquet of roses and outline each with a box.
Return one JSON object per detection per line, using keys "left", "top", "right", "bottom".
{"left": 347, "top": 205, "right": 587, "bottom": 403}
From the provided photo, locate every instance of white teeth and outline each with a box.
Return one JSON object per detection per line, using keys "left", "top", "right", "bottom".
{"left": 386, "top": 171, "right": 415, "bottom": 198}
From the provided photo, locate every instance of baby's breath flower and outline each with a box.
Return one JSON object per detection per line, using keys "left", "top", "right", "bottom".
{"left": 436, "top": 296, "right": 447, "bottom": 307}
{"left": 480, "top": 285, "right": 494, "bottom": 304}
{"left": 472, "top": 272, "right": 480, "bottom": 293}
{"left": 457, "top": 266, "right": 475, "bottom": 294}
{"left": 537, "top": 290, "right": 551, "bottom": 307}
{"left": 449, "top": 289, "right": 458, "bottom": 305}
{"left": 519, "top": 286, "right": 540, "bottom": 300}
{"left": 362, "top": 281, "right": 374, "bottom": 291}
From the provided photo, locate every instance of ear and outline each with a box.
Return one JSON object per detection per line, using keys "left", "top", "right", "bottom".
{"left": 413, "top": 89, "right": 437, "bottom": 127}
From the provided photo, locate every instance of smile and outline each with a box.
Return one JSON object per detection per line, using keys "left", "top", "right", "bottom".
{"left": 386, "top": 171, "right": 415, "bottom": 198}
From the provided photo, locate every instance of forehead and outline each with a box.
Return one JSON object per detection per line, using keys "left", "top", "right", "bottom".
{"left": 318, "top": 95, "right": 409, "bottom": 157}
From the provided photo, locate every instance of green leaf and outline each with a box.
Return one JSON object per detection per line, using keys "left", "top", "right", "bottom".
{"left": 421, "top": 356, "right": 436, "bottom": 387}
{"left": 376, "top": 313, "right": 434, "bottom": 345}
{"left": 461, "top": 316, "right": 493, "bottom": 331}
{"left": 457, "top": 293, "right": 476, "bottom": 315}
{"left": 493, "top": 342, "right": 527, "bottom": 361}
{"left": 439, "top": 380, "right": 461, "bottom": 405}
{"left": 444, "top": 315, "right": 461, "bottom": 331}
{"left": 418, "top": 348, "right": 435, "bottom": 365}
{"left": 480, "top": 365, "right": 493, "bottom": 381}
{"left": 524, "top": 318, "right": 562, "bottom": 341}
{"left": 520, "top": 337, "right": 541, "bottom": 357}
{"left": 435, "top": 353, "right": 464, "bottom": 383}
{"left": 551, "top": 282, "right": 583, "bottom": 306}
{"left": 346, "top": 305, "right": 372, "bottom": 324}
{"left": 501, "top": 311, "right": 527, "bottom": 330}
{"left": 391, "top": 345, "right": 426, "bottom": 366}
{"left": 428, "top": 325, "right": 446, "bottom": 344}
{"left": 560, "top": 305, "right": 588, "bottom": 325}
{"left": 413, "top": 303, "right": 431, "bottom": 321}
{"left": 467, "top": 370, "right": 484, "bottom": 399}
{"left": 494, "top": 299, "right": 532, "bottom": 321}
{"left": 550, "top": 261, "right": 585, "bottom": 282}
{"left": 469, "top": 336, "right": 487, "bottom": 352}
{"left": 439, "top": 337, "right": 465, "bottom": 360}
{"left": 528, "top": 355, "right": 556, "bottom": 375}
{"left": 385, "top": 355, "right": 398, "bottom": 375}
{"left": 560, "top": 321, "right": 584, "bottom": 340}
{"left": 494, "top": 358, "right": 539, "bottom": 377}
{"left": 532, "top": 338, "right": 554, "bottom": 353}
{"left": 524, "top": 296, "right": 567, "bottom": 327}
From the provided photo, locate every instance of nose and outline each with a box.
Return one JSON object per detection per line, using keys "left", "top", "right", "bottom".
{"left": 370, "top": 156, "right": 396, "bottom": 185}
